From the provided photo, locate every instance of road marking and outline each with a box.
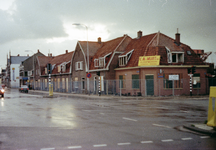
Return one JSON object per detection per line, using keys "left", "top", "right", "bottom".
{"left": 68, "top": 146, "right": 82, "bottom": 149}
{"left": 118, "top": 142, "right": 131, "bottom": 145}
{"left": 93, "top": 144, "right": 107, "bottom": 147}
{"left": 123, "top": 117, "right": 137, "bottom": 122}
{"left": 41, "top": 148, "right": 55, "bottom": 150}
{"left": 200, "top": 136, "right": 210, "bottom": 139}
{"left": 100, "top": 113, "right": 105, "bottom": 115}
{"left": 161, "top": 139, "right": 173, "bottom": 142}
{"left": 181, "top": 137, "right": 193, "bottom": 140}
{"left": 152, "top": 123, "right": 171, "bottom": 128}
{"left": 141, "top": 141, "right": 153, "bottom": 144}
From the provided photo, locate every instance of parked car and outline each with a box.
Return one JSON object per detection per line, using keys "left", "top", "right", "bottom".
{"left": 0, "top": 85, "right": 5, "bottom": 97}
{"left": 19, "top": 85, "right": 29, "bottom": 93}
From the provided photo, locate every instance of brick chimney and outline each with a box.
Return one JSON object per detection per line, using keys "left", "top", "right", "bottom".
{"left": 66, "top": 50, "right": 68, "bottom": 54}
{"left": 175, "top": 28, "right": 180, "bottom": 45}
{"left": 38, "top": 49, "right": 40, "bottom": 53}
{"left": 137, "top": 31, "right": 142, "bottom": 39}
{"left": 17, "top": 54, "right": 20, "bottom": 56}
{"left": 98, "top": 37, "right": 101, "bottom": 44}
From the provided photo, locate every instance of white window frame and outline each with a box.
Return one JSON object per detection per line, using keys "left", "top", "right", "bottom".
{"left": 118, "top": 49, "right": 134, "bottom": 66}
{"left": 75, "top": 61, "right": 83, "bottom": 71}
{"left": 94, "top": 59, "right": 99, "bottom": 67}
{"left": 166, "top": 47, "right": 184, "bottom": 63}
{"left": 99, "top": 57, "right": 104, "bottom": 67}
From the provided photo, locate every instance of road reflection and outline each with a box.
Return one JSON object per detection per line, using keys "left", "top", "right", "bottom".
{"left": 1, "top": 98, "right": 4, "bottom": 107}
{"left": 45, "top": 103, "right": 77, "bottom": 129}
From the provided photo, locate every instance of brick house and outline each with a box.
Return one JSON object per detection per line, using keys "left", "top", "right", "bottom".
{"left": 35, "top": 50, "right": 74, "bottom": 92}
{"left": 115, "top": 31, "right": 209, "bottom": 96}
{"left": 71, "top": 35, "right": 132, "bottom": 94}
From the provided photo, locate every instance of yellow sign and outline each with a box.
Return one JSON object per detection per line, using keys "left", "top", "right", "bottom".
{"left": 138, "top": 55, "right": 160, "bottom": 66}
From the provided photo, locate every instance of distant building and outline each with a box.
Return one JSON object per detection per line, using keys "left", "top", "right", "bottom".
{"left": 7, "top": 54, "right": 29, "bottom": 88}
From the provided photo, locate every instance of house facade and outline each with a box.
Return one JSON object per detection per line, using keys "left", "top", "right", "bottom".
{"left": 115, "top": 31, "right": 209, "bottom": 96}
{"left": 35, "top": 50, "right": 74, "bottom": 92}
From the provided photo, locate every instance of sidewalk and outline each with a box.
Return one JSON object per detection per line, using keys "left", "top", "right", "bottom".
{"left": 183, "top": 124, "right": 216, "bottom": 137}
{"left": 28, "top": 89, "right": 209, "bottom": 100}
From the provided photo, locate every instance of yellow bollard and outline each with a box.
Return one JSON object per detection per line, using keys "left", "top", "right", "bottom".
{"left": 207, "top": 86, "right": 216, "bottom": 127}
{"left": 49, "top": 84, "right": 53, "bottom": 96}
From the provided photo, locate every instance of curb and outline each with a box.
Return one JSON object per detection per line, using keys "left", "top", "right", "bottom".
{"left": 183, "top": 124, "right": 216, "bottom": 136}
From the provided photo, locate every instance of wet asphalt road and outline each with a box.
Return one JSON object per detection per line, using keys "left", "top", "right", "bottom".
{"left": 0, "top": 89, "right": 215, "bottom": 150}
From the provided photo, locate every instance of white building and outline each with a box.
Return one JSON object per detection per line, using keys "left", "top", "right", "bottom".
{"left": 10, "top": 56, "right": 29, "bottom": 88}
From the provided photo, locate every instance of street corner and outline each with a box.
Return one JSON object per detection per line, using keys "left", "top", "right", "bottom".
{"left": 182, "top": 123, "right": 216, "bottom": 137}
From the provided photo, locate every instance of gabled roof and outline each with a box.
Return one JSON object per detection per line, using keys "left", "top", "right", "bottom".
{"left": 10, "top": 56, "right": 29, "bottom": 64}
{"left": 119, "top": 32, "right": 205, "bottom": 68}
{"left": 50, "top": 51, "right": 74, "bottom": 74}
{"left": 90, "top": 35, "right": 132, "bottom": 70}
{"left": 37, "top": 56, "right": 52, "bottom": 67}
{"left": 202, "top": 52, "right": 216, "bottom": 69}
{"left": 78, "top": 41, "right": 102, "bottom": 57}
{"left": 38, "top": 51, "right": 74, "bottom": 75}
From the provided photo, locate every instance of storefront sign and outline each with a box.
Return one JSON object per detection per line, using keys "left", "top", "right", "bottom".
{"left": 138, "top": 55, "right": 160, "bottom": 66}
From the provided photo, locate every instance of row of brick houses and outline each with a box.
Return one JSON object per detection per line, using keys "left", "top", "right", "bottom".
{"left": 19, "top": 30, "right": 214, "bottom": 96}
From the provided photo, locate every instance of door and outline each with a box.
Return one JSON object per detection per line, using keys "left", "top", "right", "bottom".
{"left": 146, "top": 75, "right": 154, "bottom": 96}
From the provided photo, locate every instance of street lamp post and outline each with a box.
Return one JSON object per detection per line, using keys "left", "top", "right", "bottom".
{"left": 25, "top": 50, "right": 35, "bottom": 90}
{"left": 72, "top": 23, "right": 89, "bottom": 94}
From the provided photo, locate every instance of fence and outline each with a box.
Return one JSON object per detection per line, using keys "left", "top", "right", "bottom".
{"left": 34, "top": 78, "right": 216, "bottom": 97}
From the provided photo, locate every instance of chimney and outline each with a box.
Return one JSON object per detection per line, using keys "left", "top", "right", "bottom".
{"left": 98, "top": 37, "right": 101, "bottom": 44}
{"left": 48, "top": 53, "right": 52, "bottom": 57}
{"left": 17, "top": 54, "right": 20, "bottom": 56}
{"left": 66, "top": 50, "right": 68, "bottom": 54}
{"left": 175, "top": 28, "right": 180, "bottom": 45}
{"left": 38, "top": 49, "right": 40, "bottom": 53}
{"left": 137, "top": 31, "right": 142, "bottom": 39}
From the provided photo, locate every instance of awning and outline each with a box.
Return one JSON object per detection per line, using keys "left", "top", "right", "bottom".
{"left": 22, "top": 77, "right": 29, "bottom": 80}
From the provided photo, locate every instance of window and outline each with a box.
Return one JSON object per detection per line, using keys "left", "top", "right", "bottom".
{"left": 193, "top": 73, "right": 200, "bottom": 88}
{"left": 75, "top": 61, "right": 83, "bottom": 70}
{"left": 163, "top": 73, "right": 183, "bottom": 89}
{"left": 94, "top": 59, "right": 99, "bottom": 67}
{"left": 82, "top": 78, "right": 85, "bottom": 90}
{"left": 166, "top": 47, "right": 184, "bottom": 63}
{"left": 119, "top": 49, "right": 134, "bottom": 66}
{"left": 132, "top": 74, "right": 139, "bottom": 89}
{"left": 45, "top": 68, "right": 48, "bottom": 74}
{"left": 119, "top": 75, "right": 126, "bottom": 89}
{"left": 74, "top": 77, "right": 78, "bottom": 88}
{"left": 172, "top": 53, "right": 184, "bottom": 63}
{"left": 99, "top": 58, "right": 104, "bottom": 67}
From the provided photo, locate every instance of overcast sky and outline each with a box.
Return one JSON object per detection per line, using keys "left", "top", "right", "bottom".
{"left": 0, "top": 0, "right": 215, "bottom": 69}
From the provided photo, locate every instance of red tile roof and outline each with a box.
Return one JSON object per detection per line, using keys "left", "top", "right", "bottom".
{"left": 38, "top": 51, "right": 74, "bottom": 75}
{"left": 90, "top": 35, "right": 131, "bottom": 70}
{"left": 119, "top": 32, "right": 205, "bottom": 68}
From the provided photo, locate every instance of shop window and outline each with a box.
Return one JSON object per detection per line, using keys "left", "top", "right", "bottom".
{"left": 193, "top": 74, "right": 200, "bottom": 88}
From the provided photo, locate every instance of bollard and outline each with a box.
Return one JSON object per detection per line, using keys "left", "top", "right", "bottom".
{"left": 207, "top": 86, "right": 216, "bottom": 127}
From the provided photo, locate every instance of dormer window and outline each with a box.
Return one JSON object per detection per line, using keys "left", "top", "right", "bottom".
{"left": 94, "top": 59, "right": 99, "bottom": 67}
{"left": 166, "top": 47, "right": 184, "bottom": 63}
{"left": 99, "top": 57, "right": 104, "bottom": 67}
{"left": 119, "top": 49, "right": 134, "bottom": 66}
{"left": 95, "top": 52, "right": 112, "bottom": 68}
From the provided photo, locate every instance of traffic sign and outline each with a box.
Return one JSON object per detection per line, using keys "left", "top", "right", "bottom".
{"left": 86, "top": 73, "right": 92, "bottom": 78}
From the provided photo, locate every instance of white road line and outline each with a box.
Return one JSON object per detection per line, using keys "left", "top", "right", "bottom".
{"left": 68, "top": 146, "right": 82, "bottom": 149}
{"left": 93, "top": 144, "right": 107, "bottom": 147}
{"left": 200, "top": 136, "right": 210, "bottom": 139}
{"left": 41, "top": 148, "right": 55, "bottom": 150}
{"left": 152, "top": 123, "right": 171, "bottom": 128}
{"left": 161, "top": 139, "right": 173, "bottom": 142}
{"left": 181, "top": 137, "right": 193, "bottom": 140}
{"left": 123, "top": 117, "right": 137, "bottom": 122}
{"left": 141, "top": 141, "right": 153, "bottom": 144}
{"left": 118, "top": 142, "right": 131, "bottom": 145}
{"left": 100, "top": 113, "right": 105, "bottom": 115}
